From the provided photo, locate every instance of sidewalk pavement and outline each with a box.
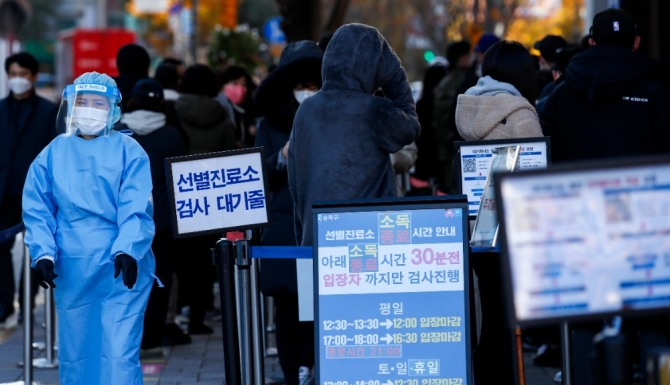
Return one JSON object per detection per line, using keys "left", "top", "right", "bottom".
{"left": 0, "top": 295, "right": 284, "bottom": 385}
{"left": 0, "top": 299, "right": 558, "bottom": 385}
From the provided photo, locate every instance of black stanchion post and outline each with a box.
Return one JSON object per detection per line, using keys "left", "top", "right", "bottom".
{"left": 247, "top": 230, "right": 265, "bottom": 385}
{"left": 236, "top": 236, "right": 254, "bottom": 385}
{"left": 214, "top": 238, "right": 241, "bottom": 385}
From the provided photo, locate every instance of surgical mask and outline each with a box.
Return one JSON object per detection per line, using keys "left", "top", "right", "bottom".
{"left": 72, "top": 107, "right": 109, "bottom": 136}
{"left": 293, "top": 90, "right": 317, "bottom": 104}
{"left": 8, "top": 77, "right": 32, "bottom": 95}
{"left": 223, "top": 84, "right": 247, "bottom": 105}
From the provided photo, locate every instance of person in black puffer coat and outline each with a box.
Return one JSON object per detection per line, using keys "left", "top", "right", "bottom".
{"left": 119, "top": 79, "right": 190, "bottom": 349}
{"left": 540, "top": 9, "right": 670, "bottom": 163}
{"left": 540, "top": 8, "right": 670, "bottom": 383}
{"left": 173, "top": 64, "right": 238, "bottom": 335}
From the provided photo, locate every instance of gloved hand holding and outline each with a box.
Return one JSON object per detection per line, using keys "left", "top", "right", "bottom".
{"left": 34, "top": 259, "right": 57, "bottom": 289}
{"left": 114, "top": 254, "right": 137, "bottom": 289}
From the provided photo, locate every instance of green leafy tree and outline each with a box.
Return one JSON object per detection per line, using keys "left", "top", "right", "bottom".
{"left": 207, "top": 24, "right": 263, "bottom": 73}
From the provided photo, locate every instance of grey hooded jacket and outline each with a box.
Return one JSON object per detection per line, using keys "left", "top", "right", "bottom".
{"left": 288, "top": 23, "right": 420, "bottom": 246}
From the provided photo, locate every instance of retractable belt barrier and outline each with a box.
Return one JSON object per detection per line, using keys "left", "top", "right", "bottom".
{"left": 0, "top": 225, "right": 59, "bottom": 385}
{"left": 213, "top": 240, "right": 313, "bottom": 385}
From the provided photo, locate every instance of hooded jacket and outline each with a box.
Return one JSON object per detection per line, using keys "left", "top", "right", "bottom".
{"left": 120, "top": 110, "right": 187, "bottom": 231}
{"left": 455, "top": 76, "right": 542, "bottom": 141}
{"left": 175, "top": 93, "right": 237, "bottom": 154}
{"left": 288, "top": 23, "right": 420, "bottom": 246}
{"left": 253, "top": 40, "right": 323, "bottom": 295}
{"left": 540, "top": 45, "right": 670, "bottom": 163}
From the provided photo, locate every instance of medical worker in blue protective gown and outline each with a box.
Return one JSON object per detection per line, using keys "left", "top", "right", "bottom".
{"left": 22, "top": 71, "right": 157, "bottom": 385}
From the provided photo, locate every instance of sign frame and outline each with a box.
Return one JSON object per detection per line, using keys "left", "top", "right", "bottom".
{"left": 494, "top": 154, "right": 670, "bottom": 326}
{"left": 165, "top": 147, "right": 271, "bottom": 239}
{"left": 313, "top": 195, "right": 473, "bottom": 385}
{"left": 453, "top": 137, "right": 551, "bottom": 219}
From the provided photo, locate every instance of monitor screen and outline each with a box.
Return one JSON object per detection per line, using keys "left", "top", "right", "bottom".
{"left": 495, "top": 155, "right": 670, "bottom": 325}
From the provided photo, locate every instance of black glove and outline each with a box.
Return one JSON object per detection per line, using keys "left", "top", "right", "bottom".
{"left": 34, "top": 259, "right": 57, "bottom": 289}
{"left": 114, "top": 254, "right": 138, "bottom": 289}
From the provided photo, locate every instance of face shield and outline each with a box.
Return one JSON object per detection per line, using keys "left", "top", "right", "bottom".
{"left": 56, "top": 83, "right": 122, "bottom": 137}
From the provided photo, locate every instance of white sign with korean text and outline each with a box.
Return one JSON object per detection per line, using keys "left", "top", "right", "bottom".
{"left": 167, "top": 149, "right": 270, "bottom": 237}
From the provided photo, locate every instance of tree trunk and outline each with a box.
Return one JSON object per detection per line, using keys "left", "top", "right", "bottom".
{"left": 323, "top": 0, "right": 351, "bottom": 34}
{"left": 276, "top": 0, "right": 321, "bottom": 42}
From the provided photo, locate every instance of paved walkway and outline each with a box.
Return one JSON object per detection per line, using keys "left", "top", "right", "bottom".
{"left": 0, "top": 235, "right": 557, "bottom": 385}
{"left": 0, "top": 299, "right": 284, "bottom": 385}
{"left": 0, "top": 300, "right": 557, "bottom": 385}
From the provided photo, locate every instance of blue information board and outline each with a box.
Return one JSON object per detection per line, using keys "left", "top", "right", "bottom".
{"left": 314, "top": 197, "right": 472, "bottom": 385}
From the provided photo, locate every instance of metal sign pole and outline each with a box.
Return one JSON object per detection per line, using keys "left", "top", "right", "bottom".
{"left": 33, "top": 288, "right": 57, "bottom": 369}
{"left": 22, "top": 235, "right": 33, "bottom": 384}
{"left": 561, "top": 321, "right": 572, "bottom": 385}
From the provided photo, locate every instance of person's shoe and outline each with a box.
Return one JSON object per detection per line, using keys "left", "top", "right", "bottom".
{"left": 0, "top": 305, "right": 14, "bottom": 324}
{"left": 553, "top": 371, "right": 561, "bottom": 383}
{"left": 188, "top": 322, "right": 214, "bottom": 335}
{"left": 298, "top": 366, "right": 312, "bottom": 385}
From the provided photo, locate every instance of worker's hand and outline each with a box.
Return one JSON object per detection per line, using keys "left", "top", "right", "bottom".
{"left": 114, "top": 254, "right": 138, "bottom": 289}
{"left": 34, "top": 259, "right": 57, "bottom": 289}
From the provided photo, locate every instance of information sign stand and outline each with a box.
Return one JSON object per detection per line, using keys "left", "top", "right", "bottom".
{"left": 494, "top": 155, "right": 670, "bottom": 384}
{"left": 166, "top": 147, "right": 270, "bottom": 385}
{"left": 313, "top": 196, "right": 472, "bottom": 385}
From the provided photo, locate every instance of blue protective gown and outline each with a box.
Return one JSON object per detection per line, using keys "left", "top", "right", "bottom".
{"left": 22, "top": 131, "right": 156, "bottom": 385}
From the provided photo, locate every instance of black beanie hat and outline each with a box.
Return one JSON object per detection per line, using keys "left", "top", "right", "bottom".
{"left": 116, "top": 44, "right": 150, "bottom": 76}
{"left": 179, "top": 64, "right": 219, "bottom": 97}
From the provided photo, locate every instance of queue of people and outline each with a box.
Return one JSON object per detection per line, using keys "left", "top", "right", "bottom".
{"left": 0, "top": 7, "right": 668, "bottom": 385}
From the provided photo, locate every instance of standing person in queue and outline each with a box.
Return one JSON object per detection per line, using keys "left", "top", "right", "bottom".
{"left": 114, "top": 43, "right": 151, "bottom": 110}
{"left": 288, "top": 23, "right": 420, "bottom": 246}
{"left": 119, "top": 78, "right": 191, "bottom": 350}
{"left": 173, "top": 63, "right": 237, "bottom": 334}
{"left": 540, "top": 8, "right": 670, "bottom": 382}
{"left": 254, "top": 39, "right": 323, "bottom": 385}
{"left": 454, "top": 39, "right": 543, "bottom": 385}
{"left": 0, "top": 52, "right": 58, "bottom": 325}
{"left": 23, "top": 71, "right": 156, "bottom": 385}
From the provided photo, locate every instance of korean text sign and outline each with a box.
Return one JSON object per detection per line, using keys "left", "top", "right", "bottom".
{"left": 495, "top": 156, "right": 670, "bottom": 325}
{"left": 314, "top": 198, "right": 472, "bottom": 385}
{"left": 166, "top": 148, "right": 270, "bottom": 238}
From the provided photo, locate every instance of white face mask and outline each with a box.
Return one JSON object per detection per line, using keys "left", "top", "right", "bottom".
{"left": 293, "top": 90, "right": 317, "bottom": 104}
{"left": 72, "top": 107, "right": 109, "bottom": 136}
{"left": 8, "top": 77, "right": 32, "bottom": 95}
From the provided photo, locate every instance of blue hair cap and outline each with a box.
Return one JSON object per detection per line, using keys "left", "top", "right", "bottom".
{"left": 66, "top": 71, "right": 122, "bottom": 128}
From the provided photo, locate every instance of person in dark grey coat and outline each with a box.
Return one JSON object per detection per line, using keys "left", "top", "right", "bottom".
{"left": 288, "top": 23, "right": 420, "bottom": 247}
{"left": 254, "top": 40, "right": 323, "bottom": 385}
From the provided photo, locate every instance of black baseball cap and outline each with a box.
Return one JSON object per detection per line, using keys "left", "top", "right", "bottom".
{"left": 590, "top": 8, "right": 638, "bottom": 49}
{"left": 132, "top": 78, "right": 164, "bottom": 100}
{"left": 533, "top": 35, "right": 567, "bottom": 63}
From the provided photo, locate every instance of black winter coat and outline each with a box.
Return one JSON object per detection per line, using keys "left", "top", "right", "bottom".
{"left": 540, "top": 45, "right": 670, "bottom": 163}
{"left": 0, "top": 92, "right": 57, "bottom": 227}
